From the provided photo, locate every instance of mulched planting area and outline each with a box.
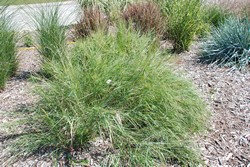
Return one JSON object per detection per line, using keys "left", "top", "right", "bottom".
{"left": 0, "top": 42, "right": 249, "bottom": 166}
{"left": 168, "top": 43, "right": 250, "bottom": 167}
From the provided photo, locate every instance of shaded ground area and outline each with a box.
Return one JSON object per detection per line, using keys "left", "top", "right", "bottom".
{"left": 0, "top": 43, "right": 249, "bottom": 166}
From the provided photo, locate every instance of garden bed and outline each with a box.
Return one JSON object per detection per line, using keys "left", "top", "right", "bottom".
{"left": 0, "top": 0, "right": 250, "bottom": 166}
{"left": 0, "top": 42, "right": 249, "bottom": 166}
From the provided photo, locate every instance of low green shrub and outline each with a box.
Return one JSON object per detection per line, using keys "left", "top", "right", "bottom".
{"left": 200, "top": 17, "right": 250, "bottom": 69}
{"left": 163, "top": 0, "right": 205, "bottom": 52}
{"left": 0, "top": 12, "right": 17, "bottom": 90}
{"left": 122, "top": 1, "right": 165, "bottom": 37}
{"left": 9, "top": 25, "right": 207, "bottom": 166}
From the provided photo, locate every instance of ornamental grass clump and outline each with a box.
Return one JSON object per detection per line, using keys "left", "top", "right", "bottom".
{"left": 164, "top": 0, "right": 205, "bottom": 52}
{"left": 122, "top": 1, "right": 165, "bottom": 37}
{"left": 0, "top": 9, "right": 17, "bottom": 90}
{"left": 200, "top": 17, "right": 250, "bottom": 69}
{"left": 203, "top": 5, "right": 228, "bottom": 28}
{"left": 8, "top": 25, "right": 207, "bottom": 166}
{"left": 33, "top": 5, "right": 67, "bottom": 62}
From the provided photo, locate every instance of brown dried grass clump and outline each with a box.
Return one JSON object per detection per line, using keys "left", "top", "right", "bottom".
{"left": 122, "top": 1, "right": 165, "bottom": 37}
{"left": 74, "top": 7, "right": 108, "bottom": 39}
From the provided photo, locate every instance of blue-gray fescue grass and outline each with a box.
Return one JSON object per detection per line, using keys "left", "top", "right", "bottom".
{"left": 200, "top": 17, "right": 250, "bottom": 69}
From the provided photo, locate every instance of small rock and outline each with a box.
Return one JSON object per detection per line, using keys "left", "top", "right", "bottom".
{"left": 226, "top": 153, "right": 233, "bottom": 161}
{"left": 239, "top": 137, "right": 249, "bottom": 146}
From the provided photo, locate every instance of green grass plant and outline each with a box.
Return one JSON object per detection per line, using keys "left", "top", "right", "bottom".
{"left": 163, "top": 0, "right": 205, "bottom": 53}
{"left": 200, "top": 17, "right": 250, "bottom": 69}
{"left": 23, "top": 33, "right": 34, "bottom": 47}
{"left": 7, "top": 25, "right": 207, "bottom": 166}
{"left": 203, "top": 5, "right": 228, "bottom": 28}
{"left": 32, "top": 5, "right": 67, "bottom": 62}
{"left": 0, "top": 7, "right": 17, "bottom": 90}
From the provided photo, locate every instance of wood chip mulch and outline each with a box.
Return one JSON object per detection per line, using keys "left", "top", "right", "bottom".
{"left": 167, "top": 43, "right": 250, "bottom": 167}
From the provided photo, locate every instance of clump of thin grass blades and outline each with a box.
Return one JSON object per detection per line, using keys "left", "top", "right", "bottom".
{"left": 33, "top": 5, "right": 67, "bottom": 62}
{"left": 0, "top": 7, "right": 17, "bottom": 90}
{"left": 122, "top": 1, "right": 165, "bottom": 37}
{"left": 200, "top": 17, "right": 250, "bottom": 69}
{"left": 203, "top": 5, "right": 229, "bottom": 28}
{"left": 163, "top": 0, "right": 205, "bottom": 53}
{"left": 74, "top": 6, "right": 108, "bottom": 39}
{"left": 6, "top": 25, "right": 207, "bottom": 166}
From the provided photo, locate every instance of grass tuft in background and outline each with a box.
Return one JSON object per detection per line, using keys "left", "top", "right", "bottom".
{"left": 200, "top": 17, "right": 250, "bottom": 69}
{"left": 32, "top": 5, "right": 67, "bottom": 62}
{"left": 163, "top": 0, "right": 206, "bottom": 52}
{"left": 122, "top": 1, "right": 165, "bottom": 37}
{"left": 74, "top": 6, "right": 108, "bottom": 39}
{"left": 203, "top": 5, "right": 229, "bottom": 28}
